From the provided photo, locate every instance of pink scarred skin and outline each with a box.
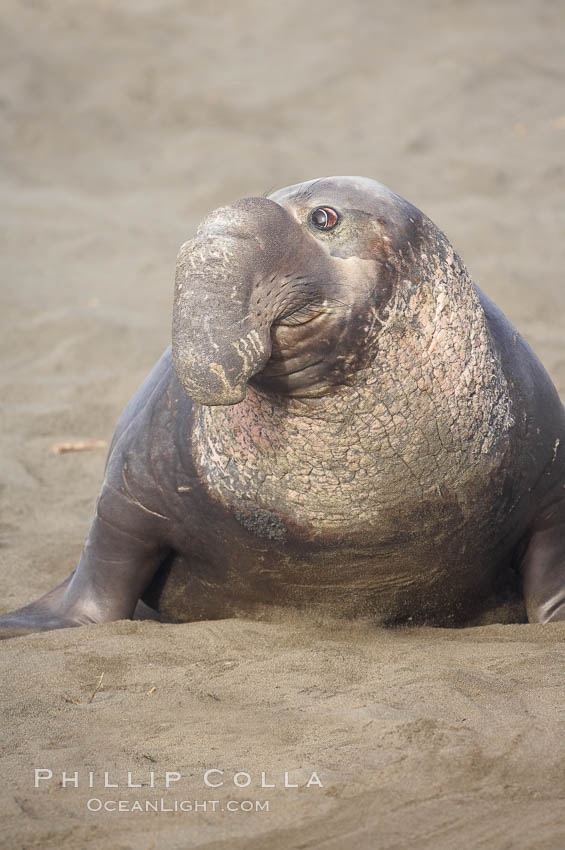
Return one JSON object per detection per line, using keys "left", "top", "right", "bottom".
{"left": 2, "top": 176, "right": 565, "bottom": 637}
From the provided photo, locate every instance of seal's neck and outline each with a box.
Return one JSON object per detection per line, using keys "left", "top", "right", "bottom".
{"left": 193, "top": 236, "right": 514, "bottom": 532}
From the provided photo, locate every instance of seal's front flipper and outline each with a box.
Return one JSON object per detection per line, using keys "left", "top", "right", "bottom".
{"left": 0, "top": 353, "right": 182, "bottom": 640}
{"left": 520, "top": 506, "right": 565, "bottom": 623}
{"left": 0, "top": 503, "right": 169, "bottom": 638}
{"left": 0, "top": 455, "right": 171, "bottom": 639}
{"left": 0, "top": 575, "right": 77, "bottom": 639}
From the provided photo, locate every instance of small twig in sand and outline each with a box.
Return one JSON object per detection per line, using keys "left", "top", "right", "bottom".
{"left": 146, "top": 686, "right": 157, "bottom": 696}
{"left": 62, "top": 672, "right": 105, "bottom": 706}
{"left": 51, "top": 439, "right": 109, "bottom": 454}
{"left": 62, "top": 695, "right": 83, "bottom": 705}
{"left": 87, "top": 672, "right": 105, "bottom": 704}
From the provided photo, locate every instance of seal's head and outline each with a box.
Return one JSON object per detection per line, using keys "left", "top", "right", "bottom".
{"left": 172, "top": 177, "right": 426, "bottom": 405}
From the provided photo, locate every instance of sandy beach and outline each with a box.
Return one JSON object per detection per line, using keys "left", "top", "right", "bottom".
{"left": 1, "top": 1, "right": 564, "bottom": 847}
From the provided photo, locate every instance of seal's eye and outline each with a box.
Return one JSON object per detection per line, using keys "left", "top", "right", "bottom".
{"left": 310, "top": 206, "right": 340, "bottom": 231}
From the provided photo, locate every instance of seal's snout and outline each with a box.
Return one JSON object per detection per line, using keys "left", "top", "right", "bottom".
{"left": 175, "top": 360, "right": 248, "bottom": 407}
{"left": 196, "top": 195, "right": 291, "bottom": 242}
{"left": 172, "top": 197, "right": 284, "bottom": 405}
{"left": 172, "top": 322, "right": 271, "bottom": 407}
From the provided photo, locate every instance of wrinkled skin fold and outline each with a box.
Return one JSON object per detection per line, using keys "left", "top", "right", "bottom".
{"left": 2, "top": 176, "right": 565, "bottom": 638}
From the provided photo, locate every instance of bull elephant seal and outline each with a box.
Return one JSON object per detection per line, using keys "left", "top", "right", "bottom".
{"left": 2, "top": 176, "right": 565, "bottom": 637}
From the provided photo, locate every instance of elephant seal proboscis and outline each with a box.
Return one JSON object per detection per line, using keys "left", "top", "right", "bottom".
{"left": 2, "top": 176, "right": 565, "bottom": 636}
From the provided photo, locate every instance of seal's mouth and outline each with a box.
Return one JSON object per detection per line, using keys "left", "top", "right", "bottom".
{"left": 250, "top": 296, "right": 354, "bottom": 396}
{"left": 259, "top": 359, "right": 326, "bottom": 379}
{"left": 275, "top": 300, "right": 331, "bottom": 328}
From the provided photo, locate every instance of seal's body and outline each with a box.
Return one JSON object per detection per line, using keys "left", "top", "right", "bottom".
{"left": 2, "top": 177, "right": 565, "bottom": 636}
